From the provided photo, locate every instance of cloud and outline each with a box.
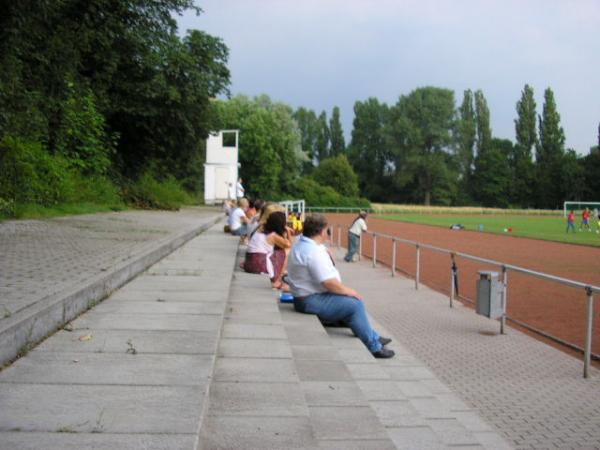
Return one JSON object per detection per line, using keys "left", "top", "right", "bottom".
{"left": 180, "top": 0, "right": 600, "bottom": 153}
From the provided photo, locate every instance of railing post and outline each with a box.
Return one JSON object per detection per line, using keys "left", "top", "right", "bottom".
{"left": 415, "top": 244, "right": 420, "bottom": 290}
{"left": 449, "top": 253, "right": 455, "bottom": 308}
{"left": 358, "top": 232, "right": 362, "bottom": 261}
{"left": 391, "top": 239, "right": 396, "bottom": 277}
{"left": 372, "top": 234, "right": 377, "bottom": 268}
{"left": 584, "top": 286, "right": 594, "bottom": 379}
{"left": 337, "top": 225, "right": 341, "bottom": 248}
{"left": 500, "top": 266, "right": 508, "bottom": 335}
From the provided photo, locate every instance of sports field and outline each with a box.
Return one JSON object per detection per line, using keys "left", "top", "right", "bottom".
{"left": 380, "top": 213, "right": 600, "bottom": 247}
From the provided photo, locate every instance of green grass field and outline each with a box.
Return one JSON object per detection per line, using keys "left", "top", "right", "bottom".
{"left": 380, "top": 213, "right": 600, "bottom": 247}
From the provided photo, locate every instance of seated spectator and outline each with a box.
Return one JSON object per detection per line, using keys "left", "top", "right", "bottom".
{"left": 246, "top": 199, "right": 266, "bottom": 236}
{"left": 287, "top": 214, "right": 394, "bottom": 358}
{"left": 230, "top": 198, "right": 250, "bottom": 237}
{"left": 243, "top": 211, "right": 293, "bottom": 290}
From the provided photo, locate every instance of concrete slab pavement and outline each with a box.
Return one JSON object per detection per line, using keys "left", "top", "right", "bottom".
{"left": 0, "top": 223, "right": 239, "bottom": 450}
{"left": 0, "top": 208, "right": 222, "bottom": 366}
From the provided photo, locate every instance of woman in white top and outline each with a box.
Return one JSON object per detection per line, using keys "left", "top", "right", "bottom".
{"left": 344, "top": 210, "right": 368, "bottom": 262}
{"left": 243, "top": 211, "right": 292, "bottom": 289}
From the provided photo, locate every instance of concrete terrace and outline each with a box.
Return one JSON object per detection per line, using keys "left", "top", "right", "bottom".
{"left": 0, "top": 209, "right": 599, "bottom": 450}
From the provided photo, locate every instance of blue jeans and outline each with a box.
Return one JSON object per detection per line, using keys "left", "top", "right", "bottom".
{"left": 294, "top": 293, "right": 382, "bottom": 352}
{"left": 231, "top": 224, "right": 248, "bottom": 236}
{"left": 344, "top": 232, "right": 360, "bottom": 262}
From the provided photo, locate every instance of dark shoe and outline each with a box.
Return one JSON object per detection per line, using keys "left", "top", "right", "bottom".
{"left": 379, "top": 337, "right": 392, "bottom": 346}
{"left": 372, "top": 348, "right": 395, "bottom": 359}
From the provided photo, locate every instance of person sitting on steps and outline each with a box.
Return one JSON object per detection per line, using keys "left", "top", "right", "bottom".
{"left": 287, "top": 213, "right": 394, "bottom": 358}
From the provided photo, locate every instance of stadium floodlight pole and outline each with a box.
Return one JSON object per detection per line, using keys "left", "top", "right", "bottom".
{"left": 584, "top": 286, "right": 594, "bottom": 379}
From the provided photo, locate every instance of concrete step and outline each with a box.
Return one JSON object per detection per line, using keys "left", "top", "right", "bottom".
{"left": 198, "top": 247, "right": 397, "bottom": 449}
{"left": 0, "top": 224, "right": 239, "bottom": 450}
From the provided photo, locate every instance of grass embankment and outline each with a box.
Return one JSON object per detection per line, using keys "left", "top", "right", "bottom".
{"left": 379, "top": 210, "right": 600, "bottom": 247}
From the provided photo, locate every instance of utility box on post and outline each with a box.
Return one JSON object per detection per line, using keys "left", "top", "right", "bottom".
{"left": 476, "top": 271, "right": 503, "bottom": 319}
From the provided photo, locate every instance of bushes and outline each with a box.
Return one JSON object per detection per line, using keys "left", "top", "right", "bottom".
{"left": 0, "top": 137, "right": 122, "bottom": 218}
{"left": 122, "top": 172, "right": 195, "bottom": 210}
{"left": 291, "top": 178, "right": 370, "bottom": 208}
{"left": 0, "top": 137, "right": 72, "bottom": 207}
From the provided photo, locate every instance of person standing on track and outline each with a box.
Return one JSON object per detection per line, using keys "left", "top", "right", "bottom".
{"left": 566, "top": 210, "right": 576, "bottom": 233}
{"left": 344, "top": 210, "right": 368, "bottom": 262}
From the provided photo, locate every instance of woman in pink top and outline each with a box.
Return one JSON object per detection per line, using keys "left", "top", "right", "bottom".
{"left": 243, "top": 211, "right": 293, "bottom": 289}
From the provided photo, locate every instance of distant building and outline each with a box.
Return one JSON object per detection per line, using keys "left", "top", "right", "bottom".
{"left": 204, "top": 130, "right": 240, "bottom": 205}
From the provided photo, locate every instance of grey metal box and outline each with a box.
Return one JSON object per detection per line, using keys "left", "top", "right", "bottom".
{"left": 476, "top": 271, "right": 503, "bottom": 319}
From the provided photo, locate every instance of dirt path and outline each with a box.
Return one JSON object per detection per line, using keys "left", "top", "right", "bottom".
{"left": 326, "top": 214, "right": 600, "bottom": 356}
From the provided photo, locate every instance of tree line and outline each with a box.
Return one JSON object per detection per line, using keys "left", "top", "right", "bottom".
{"left": 294, "top": 87, "right": 600, "bottom": 209}
{"left": 1, "top": 2, "right": 598, "bottom": 214}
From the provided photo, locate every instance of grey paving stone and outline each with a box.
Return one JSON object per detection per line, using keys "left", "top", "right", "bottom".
{"left": 0, "top": 432, "right": 196, "bottom": 450}
{"left": 301, "top": 381, "right": 368, "bottom": 406}
{"left": 217, "top": 338, "right": 292, "bottom": 359}
{"left": 346, "top": 363, "right": 391, "bottom": 380}
{"left": 356, "top": 380, "right": 408, "bottom": 401}
{"left": 308, "top": 406, "right": 388, "bottom": 440}
{"left": 286, "top": 325, "right": 340, "bottom": 346}
{"left": 199, "top": 415, "right": 317, "bottom": 450}
{"left": 0, "top": 384, "right": 204, "bottom": 433}
{"left": 70, "top": 312, "right": 222, "bottom": 331}
{"left": 213, "top": 357, "right": 299, "bottom": 382}
{"left": 36, "top": 329, "right": 218, "bottom": 355}
{"left": 92, "top": 300, "right": 224, "bottom": 315}
{"left": 408, "top": 397, "right": 455, "bottom": 419}
{"left": 224, "top": 310, "right": 282, "bottom": 325}
{"left": 295, "top": 359, "right": 354, "bottom": 382}
{"left": 222, "top": 323, "right": 287, "bottom": 339}
{"left": 317, "top": 439, "right": 397, "bottom": 449}
{"left": 110, "top": 289, "right": 229, "bottom": 303}
{"left": 370, "top": 400, "right": 424, "bottom": 427}
{"left": 426, "top": 418, "right": 481, "bottom": 446}
{"left": 337, "top": 348, "right": 378, "bottom": 364}
{"left": 473, "top": 431, "right": 515, "bottom": 450}
{"left": 386, "top": 426, "right": 446, "bottom": 450}
{"left": 208, "top": 381, "right": 308, "bottom": 416}
{"left": 0, "top": 352, "right": 212, "bottom": 386}
{"left": 291, "top": 345, "right": 340, "bottom": 361}
{"left": 384, "top": 365, "right": 437, "bottom": 381}
{"left": 395, "top": 380, "right": 435, "bottom": 398}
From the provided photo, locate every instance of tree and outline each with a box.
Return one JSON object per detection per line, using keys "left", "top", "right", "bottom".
{"left": 387, "top": 87, "right": 457, "bottom": 205}
{"left": 456, "top": 90, "right": 476, "bottom": 179}
{"left": 311, "top": 154, "right": 359, "bottom": 197}
{"left": 474, "top": 90, "right": 492, "bottom": 157}
{"left": 512, "top": 84, "right": 537, "bottom": 207}
{"left": 536, "top": 88, "right": 566, "bottom": 208}
{"left": 329, "top": 106, "right": 345, "bottom": 156}
{"left": 315, "top": 111, "right": 330, "bottom": 163}
{"left": 216, "top": 95, "right": 303, "bottom": 199}
{"left": 293, "top": 107, "right": 319, "bottom": 170}
{"left": 347, "top": 98, "right": 390, "bottom": 201}
{"left": 472, "top": 138, "right": 512, "bottom": 207}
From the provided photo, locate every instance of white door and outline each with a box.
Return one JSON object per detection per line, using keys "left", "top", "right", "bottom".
{"left": 215, "top": 167, "right": 229, "bottom": 200}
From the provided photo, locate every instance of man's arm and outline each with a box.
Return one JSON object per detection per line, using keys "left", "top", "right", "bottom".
{"left": 322, "top": 278, "right": 362, "bottom": 300}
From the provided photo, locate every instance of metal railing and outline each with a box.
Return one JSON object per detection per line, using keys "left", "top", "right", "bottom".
{"left": 330, "top": 224, "right": 600, "bottom": 378}
{"left": 307, "top": 206, "right": 374, "bottom": 214}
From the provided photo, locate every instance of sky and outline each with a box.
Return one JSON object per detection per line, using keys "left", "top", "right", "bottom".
{"left": 178, "top": 0, "right": 600, "bottom": 155}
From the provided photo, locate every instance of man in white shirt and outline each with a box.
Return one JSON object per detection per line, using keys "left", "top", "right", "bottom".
{"left": 236, "top": 177, "right": 245, "bottom": 199}
{"left": 229, "top": 198, "right": 249, "bottom": 236}
{"left": 287, "top": 214, "right": 394, "bottom": 358}
{"left": 227, "top": 182, "right": 236, "bottom": 201}
{"left": 344, "top": 210, "right": 368, "bottom": 262}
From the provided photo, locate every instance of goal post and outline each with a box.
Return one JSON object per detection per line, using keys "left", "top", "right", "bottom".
{"left": 563, "top": 201, "right": 600, "bottom": 217}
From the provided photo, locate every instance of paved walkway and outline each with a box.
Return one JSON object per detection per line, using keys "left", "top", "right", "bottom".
{"left": 0, "top": 222, "right": 239, "bottom": 449}
{"left": 337, "top": 248, "right": 600, "bottom": 450}
{"left": 0, "top": 208, "right": 221, "bottom": 364}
